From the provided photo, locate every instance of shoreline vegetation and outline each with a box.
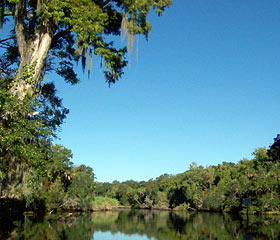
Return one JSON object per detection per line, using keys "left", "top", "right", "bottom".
{"left": 94, "top": 136, "right": 280, "bottom": 216}
{"left": 0, "top": 89, "right": 279, "bottom": 217}
{"left": 2, "top": 196, "right": 279, "bottom": 218}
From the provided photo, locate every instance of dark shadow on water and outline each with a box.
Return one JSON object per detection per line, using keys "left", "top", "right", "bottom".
{"left": 0, "top": 198, "right": 26, "bottom": 239}
{"left": 167, "top": 211, "right": 188, "bottom": 234}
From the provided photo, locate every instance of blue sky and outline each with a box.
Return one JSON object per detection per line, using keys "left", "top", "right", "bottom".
{"left": 52, "top": 0, "right": 280, "bottom": 182}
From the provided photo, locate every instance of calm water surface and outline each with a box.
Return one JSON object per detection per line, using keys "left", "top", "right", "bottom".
{"left": 1, "top": 210, "right": 279, "bottom": 239}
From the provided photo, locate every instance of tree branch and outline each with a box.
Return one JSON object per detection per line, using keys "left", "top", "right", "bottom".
{"left": 14, "top": 0, "right": 27, "bottom": 56}
{"left": 103, "top": 0, "right": 112, "bottom": 8}
{"left": 0, "top": 37, "right": 14, "bottom": 44}
{"left": 51, "top": 28, "right": 71, "bottom": 47}
{"left": 0, "top": 67, "right": 12, "bottom": 75}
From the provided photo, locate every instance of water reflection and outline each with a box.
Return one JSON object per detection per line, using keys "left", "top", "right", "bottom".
{"left": 1, "top": 210, "right": 279, "bottom": 239}
{"left": 94, "top": 231, "right": 155, "bottom": 240}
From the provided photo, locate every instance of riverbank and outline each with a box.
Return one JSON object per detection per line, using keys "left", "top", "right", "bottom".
{"left": 91, "top": 197, "right": 119, "bottom": 211}
{"left": 2, "top": 196, "right": 279, "bottom": 216}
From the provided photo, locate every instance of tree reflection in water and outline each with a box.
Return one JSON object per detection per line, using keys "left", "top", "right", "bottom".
{"left": 1, "top": 210, "right": 279, "bottom": 239}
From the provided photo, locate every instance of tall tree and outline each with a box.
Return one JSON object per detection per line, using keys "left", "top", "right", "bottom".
{"left": 0, "top": 0, "right": 172, "bottom": 99}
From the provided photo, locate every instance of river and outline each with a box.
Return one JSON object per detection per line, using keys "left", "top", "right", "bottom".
{"left": 1, "top": 209, "right": 279, "bottom": 239}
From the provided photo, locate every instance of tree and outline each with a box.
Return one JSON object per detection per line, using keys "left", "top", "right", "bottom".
{"left": 64, "top": 164, "right": 96, "bottom": 210}
{"left": 0, "top": 88, "right": 53, "bottom": 199}
{"left": 267, "top": 134, "right": 280, "bottom": 163}
{"left": 1, "top": 0, "right": 172, "bottom": 99}
{"left": 0, "top": 0, "right": 172, "bottom": 211}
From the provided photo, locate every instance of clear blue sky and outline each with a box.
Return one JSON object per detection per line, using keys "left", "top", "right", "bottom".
{"left": 52, "top": 0, "right": 280, "bottom": 182}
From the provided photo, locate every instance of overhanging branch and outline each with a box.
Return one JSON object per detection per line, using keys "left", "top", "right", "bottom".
{"left": 103, "top": 0, "right": 111, "bottom": 7}
{"left": 0, "top": 37, "right": 14, "bottom": 44}
{"left": 52, "top": 28, "right": 71, "bottom": 46}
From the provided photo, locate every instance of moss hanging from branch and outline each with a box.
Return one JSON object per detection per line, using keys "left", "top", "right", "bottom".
{"left": 81, "top": 48, "right": 87, "bottom": 73}
{"left": 88, "top": 49, "right": 92, "bottom": 79}
{"left": 121, "top": 12, "right": 128, "bottom": 42}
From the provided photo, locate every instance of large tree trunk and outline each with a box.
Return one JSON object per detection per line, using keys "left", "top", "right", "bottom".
{"left": 11, "top": 33, "right": 52, "bottom": 99}
{"left": 10, "top": 0, "right": 53, "bottom": 99}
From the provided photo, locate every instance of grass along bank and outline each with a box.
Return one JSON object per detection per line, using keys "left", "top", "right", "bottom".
{"left": 91, "top": 197, "right": 119, "bottom": 211}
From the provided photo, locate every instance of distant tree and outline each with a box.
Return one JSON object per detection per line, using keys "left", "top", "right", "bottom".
{"left": 267, "top": 134, "right": 280, "bottom": 163}
{"left": 65, "top": 164, "right": 96, "bottom": 210}
{"left": 95, "top": 182, "right": 113, "bottom": 196}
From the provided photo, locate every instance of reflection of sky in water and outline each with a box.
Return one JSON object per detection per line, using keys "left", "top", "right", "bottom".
{"left": 93, "top": 231, "right": 155, "bottom": 240}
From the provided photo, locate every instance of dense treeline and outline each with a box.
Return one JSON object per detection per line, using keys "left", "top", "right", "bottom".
{"left": 0, "top": 88, "right": 96, "bottom": 213}
{"left": 96, "top": 137, "right": 280, "bottom": 214}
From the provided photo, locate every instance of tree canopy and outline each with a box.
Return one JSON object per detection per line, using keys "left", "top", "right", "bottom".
{"left": 0, "top": 0, "right": 172, "bottom": 99}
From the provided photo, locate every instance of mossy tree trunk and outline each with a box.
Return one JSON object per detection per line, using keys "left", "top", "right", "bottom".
{"left": 10, "top": 1, "right": 54, "bottom": 99}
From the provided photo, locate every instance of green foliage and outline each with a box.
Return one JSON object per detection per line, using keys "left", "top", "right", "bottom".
{"left": 267, "top": 134, "right": 280, "bottom": 162}
{"left": 37, "top": 83, "right": 70, "bottom": 131}
{"left": 43, "top": 149, "right": 96, "bottom": 212}
{"left": 91, "top": 196, "right": 119, "bottom": 210}
{"left": 0, "top": 88, "right": 52, "bottom": 200}
{"left": 1, "top": 0, "right": 172, "bottom": 90}
{"left": 64, "top": 165, "right": 96, "bottom": 211}
{"left": 0, "top": 0, "right": 173, "bottom": 214}
{"left": 0, "top": 86, "right": 96, "bottom": 212}
{"left": 44, "top": 178, "right": 65, "bottom": 211}
{"left": 96, "top": 136, "right": 280, "bottom": 214}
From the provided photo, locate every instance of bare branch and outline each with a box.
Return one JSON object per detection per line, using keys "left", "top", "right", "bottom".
{"left": 103, "top": 0, "right": 111, "bottom": 8}
{"left": 0, "top": 37, "right": 14, "bottom": 44}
